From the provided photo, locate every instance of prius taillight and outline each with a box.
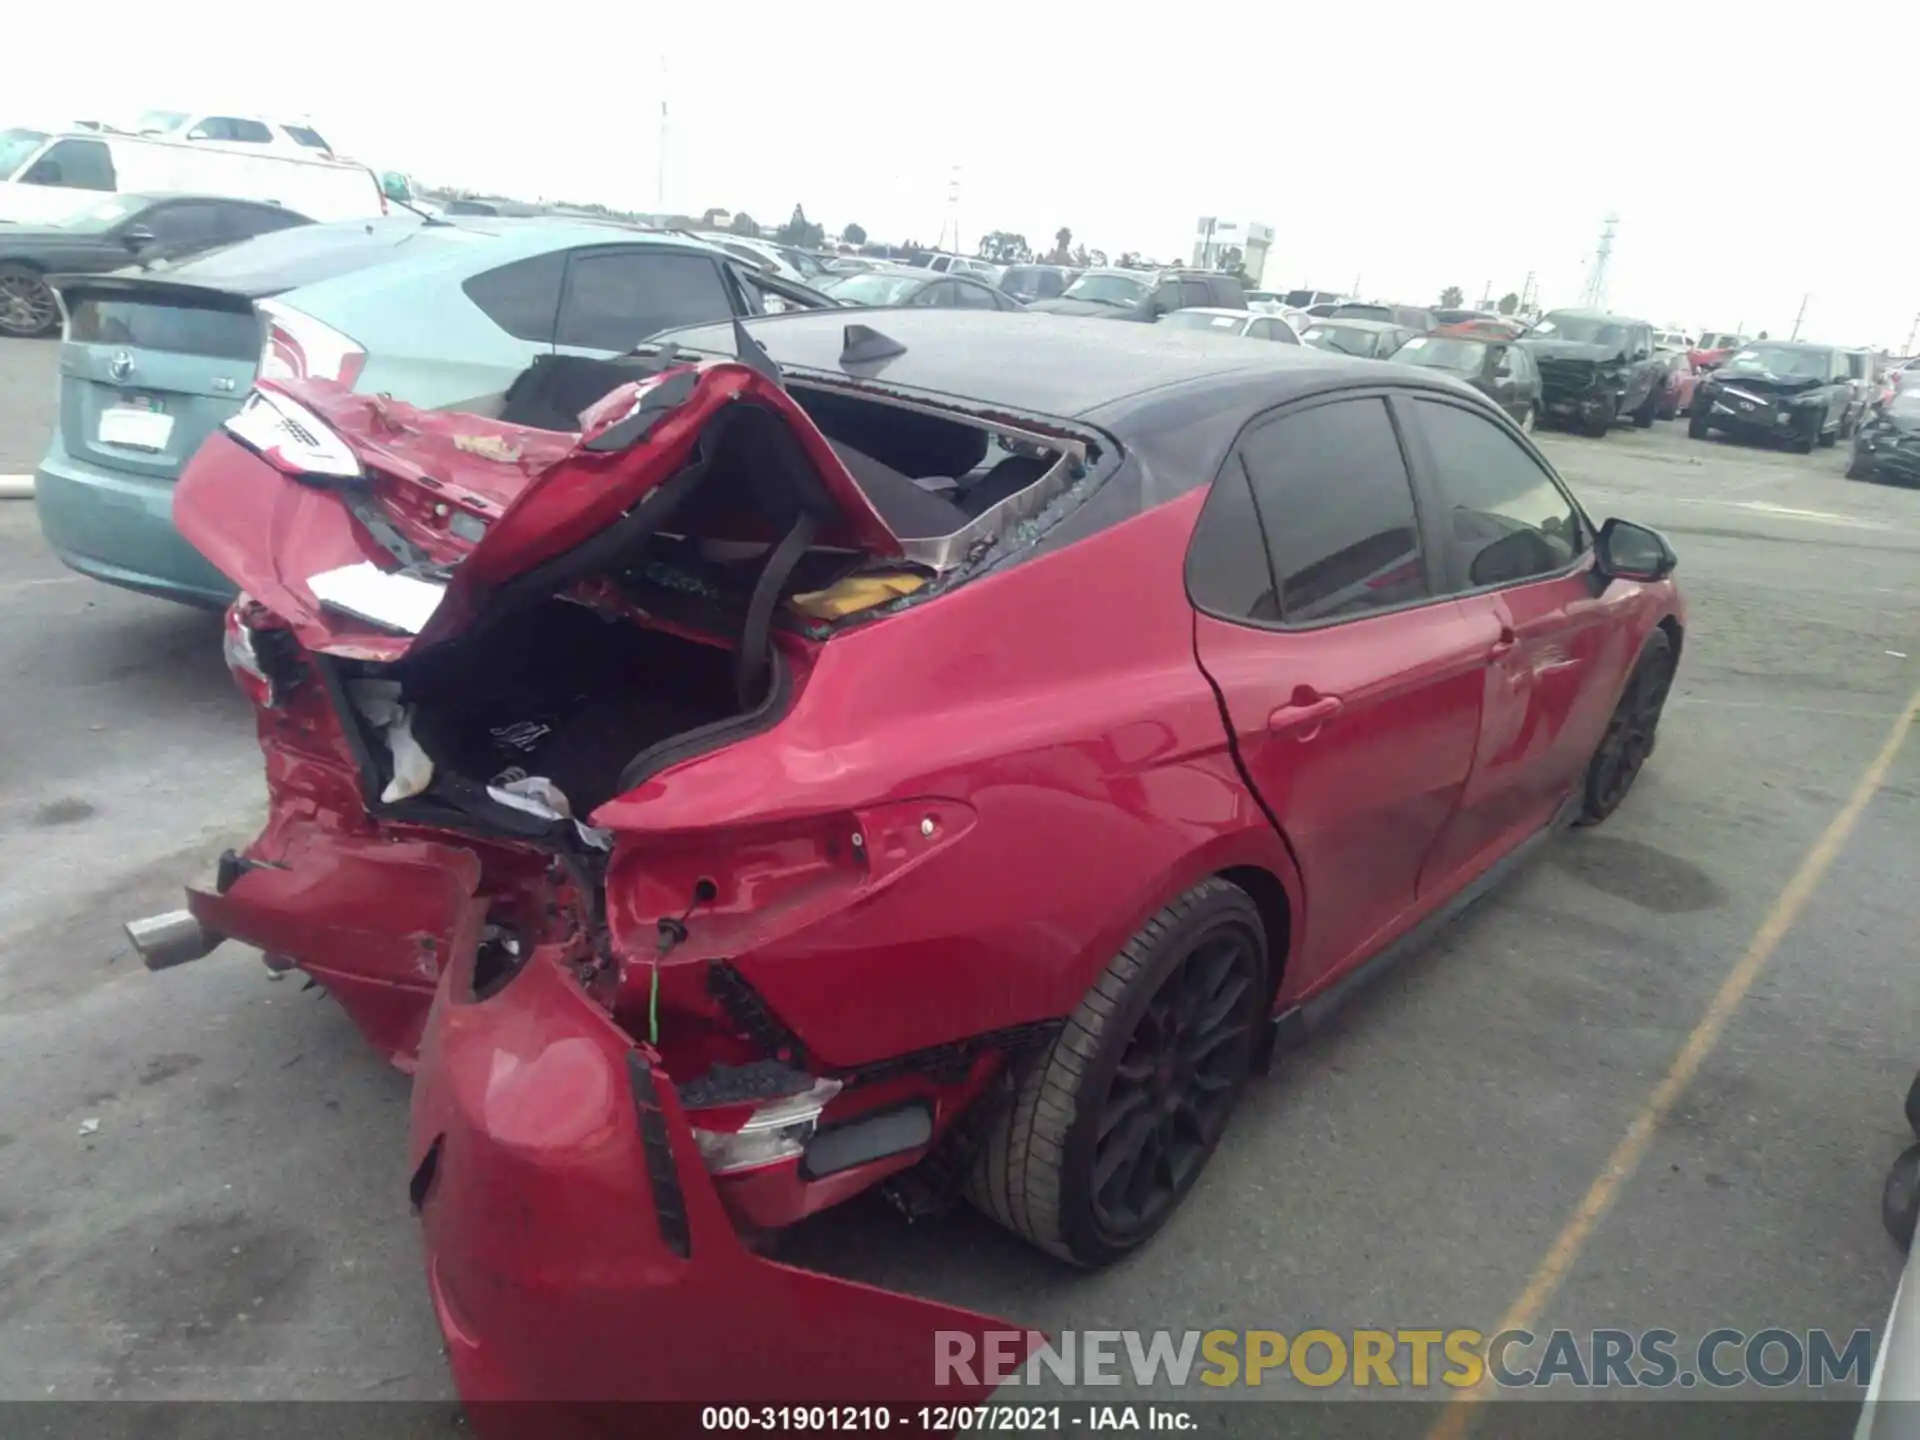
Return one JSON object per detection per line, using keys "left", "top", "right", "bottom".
{"left": 255, "top": 300, "right": 367, "bottom": 388}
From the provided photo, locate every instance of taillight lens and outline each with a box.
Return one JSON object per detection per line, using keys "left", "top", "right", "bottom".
{"left": 223, "top": 387, "right": 363, "bottom": 481}
{"left": 256, "top": 300, "right": 366, "bottom": 387}
{"left": 691, "top": 1078, "right": 843, "bottom": 1174}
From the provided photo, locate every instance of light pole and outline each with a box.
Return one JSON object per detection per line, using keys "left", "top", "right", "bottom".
{"left": 1790, "top": 293, "right": 1809, "bottom": 342}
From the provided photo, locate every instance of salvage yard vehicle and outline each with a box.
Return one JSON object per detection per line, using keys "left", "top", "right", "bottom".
{"left": 126, "top": 308, "right": 1686, "bottom": 1406}
{"left": 1687, "top": 340, "right": 1855, "bottom": 453}
{"left": 1388, "top": 331, "right": 1542, "bottom": 429}
{"left": 1027, "top": 266, "right": 1246, "bottom": 321}
{"left": 1158, "top": 306, "right": 1301, "bottom": 342}
{"left": 0, "top": 190, "right": 311, "bottom": 338}
{"left": 0, "top": 128, "right": 384, "bottom": 226}
{"left": 820, "top": 267, "right": 1021, "bottom": 310}
{"left": 1657, "top": 349, "right": 1700, "bottom": 419}
{"left": 1299, "top": 315, "right": 1418, "bottom": 359}
{"left": 1521, "top": 309, "right": 1664, "bottom": 437}
{"left": 34, "top": 218, "right": 834, "bottom": 607}
{"left": 1847, "top": 382, "right": 1920, "bottom": 485}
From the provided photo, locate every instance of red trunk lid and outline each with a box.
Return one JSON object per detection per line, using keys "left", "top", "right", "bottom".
{"left": 174, "top": 360, "right": 906, "bottom": 658}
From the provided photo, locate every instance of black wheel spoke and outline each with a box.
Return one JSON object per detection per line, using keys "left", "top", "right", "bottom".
{"left": 1088, "top": 916, "right": 1262, "bottom": 1243}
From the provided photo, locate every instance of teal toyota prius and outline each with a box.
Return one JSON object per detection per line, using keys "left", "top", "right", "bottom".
{"left": 35, "top": 215, "right": 829, "bottom": 606}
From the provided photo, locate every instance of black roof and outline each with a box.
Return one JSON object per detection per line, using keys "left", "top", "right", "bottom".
{"left": 656, "top": 309, "right": 1411, "bottom": 421}
{"left": 1737, "top": 338, "right": 1840, "bottom": 353}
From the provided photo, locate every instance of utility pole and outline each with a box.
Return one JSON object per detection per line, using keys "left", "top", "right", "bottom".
{"left": 1478, "top": 278, "right": 1492, "bottom": 309}
{"left": 1520, "top": 269, "right": 1536, "bottom": 313}
{"left": 941, "top": 164, "right": 961, "bottom": 255}
{"left": 1790, "top": 293, "right": 1809, "bottom": 341}
{"left": 1903, "top": 311, "right": 1918, "bottom": 356}
{"left": 1580, "top": 214, "right": 1617, "bottom": 311}
{"left": 1351, "top": 271, "right": 1362, "bottom": 298}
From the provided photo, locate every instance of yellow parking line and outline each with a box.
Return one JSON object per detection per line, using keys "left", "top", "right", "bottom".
{"left": 1429, "top": 680, "right": 1920, "bottom": 1440}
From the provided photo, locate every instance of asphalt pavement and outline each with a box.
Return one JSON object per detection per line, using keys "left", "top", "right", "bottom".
{"left": 1, "top": 333, "right": 1917, "bottom": 1434}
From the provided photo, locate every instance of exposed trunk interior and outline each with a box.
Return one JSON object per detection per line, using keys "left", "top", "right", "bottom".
{"left": 401, "top": 599, "right": 743, "bottom": 817}
{"left": 326, "top": 351, "right": 1070, "bottom": 839}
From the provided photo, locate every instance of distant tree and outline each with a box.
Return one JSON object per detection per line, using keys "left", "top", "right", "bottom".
{"left": 775, "top": 204, "right": 825, "bottom": 249}
{"left": 841, "top": 222, "right": 867, "bottom": 246}
{"left": 729, "top": 212, "right": 761, "bottom": 237}
{"left": 1070, "top": 244, "right": 1090, "bottom": 268}
{"left": 978, "top": 230, "right": 1031, "bottom": 264}
{"left": 1049, "top": 226, "right": 1073, "bottom": 264}
{"left": 1439, "top": 285, "right": 1465, "bottom": 309}
{"left": 1116, "top": 251, "right": 1142, "bottom": 269}
{"left": 1217, "top": 245, "right": 1244, "bottom": 276}
{"left": 1086, "top": 248, "right": 1108, "bottom": 268}
{"left": 1496, "top": 291, "right": 1520, "bottom": 316}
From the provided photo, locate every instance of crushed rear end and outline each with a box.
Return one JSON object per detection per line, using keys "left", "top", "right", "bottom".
{"left": 139, "top": 352, "right": 1066, "bottom": 1406}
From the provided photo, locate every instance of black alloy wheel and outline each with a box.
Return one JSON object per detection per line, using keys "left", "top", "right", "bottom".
{"left": 968, "top": 879, "right": 1267, "bottom": 1267}
{"left": 1085, "top": 929, "right": 1260, "bottom": 1242}
{"left": 0, "top": 264, "right": 58, "bottom": 338}
{"left": 1578, "top": 630, "right": 1676, "bottom": 825}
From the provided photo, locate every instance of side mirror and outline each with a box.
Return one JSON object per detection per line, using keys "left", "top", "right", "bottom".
{"left": 120, "top": 224, "right": 156, "bottom": 253}
{"left": 1595, "top": 518, "right": 1677, "bottom": 583}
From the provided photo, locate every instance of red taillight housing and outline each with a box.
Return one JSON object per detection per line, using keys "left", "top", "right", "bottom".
{"left": 255, "top": 300, "right": 367, "bottom": 388}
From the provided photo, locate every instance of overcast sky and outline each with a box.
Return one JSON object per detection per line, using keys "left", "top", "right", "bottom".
{"left": 17, "top": 3, "right": 1920, "bottom": 347}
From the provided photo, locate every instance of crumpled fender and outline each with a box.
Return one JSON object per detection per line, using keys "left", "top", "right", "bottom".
{"left": 409, "top": 943, "right": 1039, "bottom": 1416}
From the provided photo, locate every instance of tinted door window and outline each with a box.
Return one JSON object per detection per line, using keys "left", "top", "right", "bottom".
{"left": 1180, "top": 279, "right": 1214, "bottom": 307}
{"left": 25, "top": 138, "right": 114, "bottom": 190}
{"left": 221, "top": 203, "right": 306, "bottom": 241}
{"left": 1412, "top": 398, "right": 1586, "bottom": 591}
{"left": 556, "top": 251, "right": 734, "bottom": 350}
{"left": 141, "top": 202, "right": 227, "bottom": 249}
{"left": 914, "top": 281, "right": 959, "bottom": 307}
{"left": 1197, "top": 396, "right": 1430, "bottom": 625}
{"left": 463, "top": 251, "right": 569, "bottom": 343}
{"left": 952, "top": 281, "right": 999, "bottom": 309}
{"left": 1245, "top": 319, "right": 1273, "bottom": 340}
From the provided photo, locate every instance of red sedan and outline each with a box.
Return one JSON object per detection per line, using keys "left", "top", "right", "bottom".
{"left": 134, "top": 311, "right": 1687, "bottom": 1410}
{"left": 1659, "top": 350, "right": 1701, "bottom": 418}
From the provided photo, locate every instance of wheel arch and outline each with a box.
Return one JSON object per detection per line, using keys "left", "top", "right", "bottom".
{"left": 1216, "top": 863, "right": 1292, "bottom": 1013}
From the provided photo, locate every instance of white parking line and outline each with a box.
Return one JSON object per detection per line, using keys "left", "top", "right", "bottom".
{"left": 1733, "top": 500, "right": 1892, "bottom": 528}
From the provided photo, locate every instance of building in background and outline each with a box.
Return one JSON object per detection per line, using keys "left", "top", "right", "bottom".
{"left": 1193, "top": 217, "right": 1273, "bottom": 283}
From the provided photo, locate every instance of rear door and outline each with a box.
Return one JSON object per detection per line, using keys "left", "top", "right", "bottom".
{"left": 1399, "top": 395, "right": 1620, "bottom": 895}
{"left": 1188, "top": 392, "right": 1494, "bottom": 989}
{"left": 55, "top": 279, "right": 262, "bottom": 483}
{"left": 552, "top": 247, "right": 741, "bottom": 356}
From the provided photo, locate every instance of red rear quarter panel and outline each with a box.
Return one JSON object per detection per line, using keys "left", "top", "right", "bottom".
{"left": 596, "top": 489, "right": 1300, "bottom": 1069}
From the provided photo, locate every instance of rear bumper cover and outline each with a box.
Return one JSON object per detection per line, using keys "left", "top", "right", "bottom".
{"left": 34, "top": 442, "right": 236, "bottom": 608}
{"left": 410, "top": 940, "right": 1036, "bottom": 1407}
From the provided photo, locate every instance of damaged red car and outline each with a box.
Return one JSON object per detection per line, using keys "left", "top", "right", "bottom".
{"left": 129, "top": 308, "right": 1687, "bottom": 1408}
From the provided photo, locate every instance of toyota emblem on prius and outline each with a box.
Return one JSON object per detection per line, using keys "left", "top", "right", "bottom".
{"left": 108, "top": 351, "right": 135, "bottom": 384}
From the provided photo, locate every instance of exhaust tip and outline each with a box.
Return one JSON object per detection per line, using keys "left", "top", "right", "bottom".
{"left": 125, "top": 910, "right": 221, "bottom": 972}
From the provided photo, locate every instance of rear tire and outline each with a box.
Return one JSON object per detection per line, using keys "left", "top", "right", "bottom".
{"left": 1688, "top": 407, "right": 1711, "bottom": 440}
{"left": 1885, "top": 1142, "right": 1920, "bottom": 1251}
{"left": 0, "top": 263, "right": 57, "bottom": 339}
{"left": 1846, "top": 447, "right": 1875, "bottom": 480}
{"left": 1818, "top": 420, "right": 1839, "bottom": 449}
{"left": 968, "top": 879, "right": 1267, "bottom": 1268}
{"left": 1520, "top": 404, "right": 1538, "bottom": 435}
{"left": 1632, "top": 385, "right": 1659, "bottom": 428}
{"left": 1576, "top": 629, "right": 1676, "bottom": 826}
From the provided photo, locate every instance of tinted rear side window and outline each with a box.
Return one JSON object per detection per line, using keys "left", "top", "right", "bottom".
{"left": 556, "top": 251, "right": 733, "bottom": 351}
{"left": 284, "top": 126, "right": 331, "bottom": 150}
{"left": 1238, "top": 397, "right": 1429, "bottom": 624}
{"left": 464, "top": 252, "right": 568, "bottom": 344}
{"left": 66, "top": 296, "right": 260, "bottom": 359}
